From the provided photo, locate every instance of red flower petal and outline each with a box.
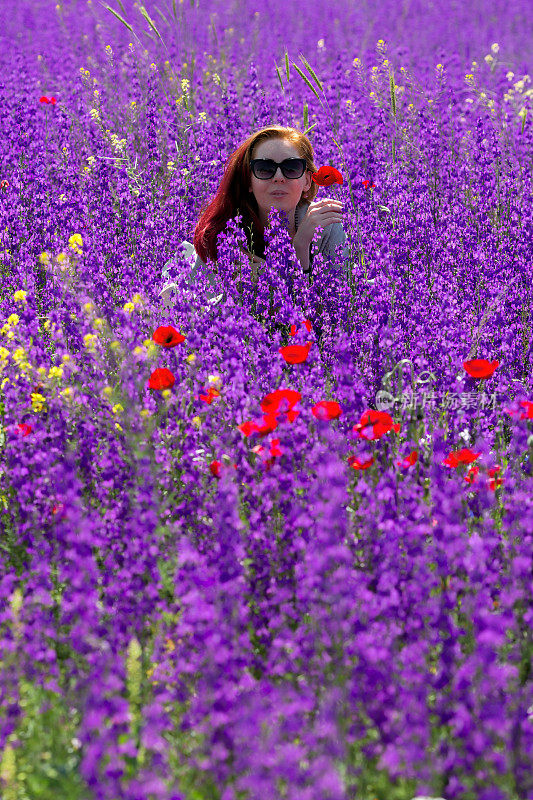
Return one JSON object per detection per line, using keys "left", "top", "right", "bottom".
{"left": 488, "top": 465, "right": 503, "bottom": 490}
{"left": 148, "top": 367, "right": 175, "bottom": 390}
{"left": 152, "top": 325, "right": 185, "bottom": 347}
{"left": 353, "top": 410, "right": 398, "bottom": 441}
{"left": 238, "top": 420, "right": 259, "bottom": 437}
{"left": 463, "top": 359, "right": 499, "bottom": 379}
{"left": 348, "top": 455, "right": 374, "bottom": 470}
{"left": 519, "top": 400, "right": 533, "bottom": 420}
{"left": 289, "top": 324, "right": 297, "bottom": 337}
{"left": 17, "top": 423, "right": 32, "bottom": 437}
{"left": 312, "top": 400, "right": 342, "bottom": 421}
{"left": 269, "top": 438, "right": 283, "bottom": 457}
{"left": 39, "top": 96, "right": 50, "bottom": 104}
{"left": 311, "top": 166, "right": 343, "bottom": 186}
{"left": 279, "top": 342, "right": 311, "bottom": 364}
{"left": 256, "top": 414, "right": 278, "bottom": 436}
{"left": 443, "top": 448, "right": 481, "bottom": 468}
{"left": 303, "top": 319, "right": 313, "bottom": 333}
{"left": 199, "top": 387, "right": 220, "bottom": 404}
{"left": 49, "top": 97, "right": 57, "bottom": 104}
{"left": 464, "top": 465, "right": 480, "bottom": 484}
{"left": 261, "top": 389, "right": 301, "bottom": 415}
{"left": 209, "top": 460, "right": 221, "bottom": 477}
{"left": 397, "top": 449, "right": 418, "bottom": 469}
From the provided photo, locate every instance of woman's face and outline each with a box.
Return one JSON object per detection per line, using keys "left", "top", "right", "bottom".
{"left": 249, "top": 138, "right": 312, "bottom": 221}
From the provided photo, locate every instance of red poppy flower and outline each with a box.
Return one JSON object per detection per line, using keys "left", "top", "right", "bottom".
{"left": 17, "top": 423, "right": 32, "bottom": 437}
{"left": 443, "top": 448, "right": 481, "bottom": 468}
{"left": 488, "top": 465, "right": 503, "bottom": 491}
{"left": 152, "top": 325, "right": 185, "bottom": 347}
{"left": 312, "top": 400, "right": 342, "bottom": 421}
{"left": 238, "top": 414, "right": 278, "bottom": 437}
{"left": 519, "top": 401, "right": 533, "bottom": 420}
{"left": 199, "top": 387, "right": 220, "bottom": 404}
{"left": 312, "top": 166, "right": 343, "bottom": 186}
{"left": 279, "top": 342, "right": 311, "bottom": 364}
{"left": 289, "top": 320, "right": 313, "bottom": 337}
{"left": 362, "top": 179, "right": 375, "bottom": 189}
{"left": 348, "top": 455, "right": 374, "bottom": 470}
{"left": 148, "top": 367, "right": 175, "bottom": 390}
{"left": 464, "top": 464, "right": 479, "bottom": 484}
{"left": 261, "top": 388, "right": 301, "bottom": 415}
{"left": 463, "top": 359, "right": 499, "bottom": 379}
{"left": 353, "top": 410, "right": 401, "bottom": 440}
{"left": 269, "top": 439, "right": 283, "bottom": 457}
{"left": 50, "top": 97, "right": 57, "bottom": 105}
{"left": 209, "top": 460, "right": 221, "bottom": 477}
{"left": 397, "top": 450, "right": 418, "bottom": 469}
{"left": 39, "top": 96, "right": 50, "bottom": 103}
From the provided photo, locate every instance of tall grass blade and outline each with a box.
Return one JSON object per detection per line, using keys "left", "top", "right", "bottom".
{"left": 284, "top": 51, "right": 290, "bottom": 82}
{"left": 101, "top": 4, "right": 134, "bottom": 33}
{"left": 303, "top": 122, "right": 318, "bottom": 136}
{"left": 275, "top": 63, "right": 284, "bottom": 93}
{"left": 303, "top": 100, "right": 309, "bottom": 131}
{"left": 298, "top": 54, "right": 323, "bottom": 91}
{"left": 292, "top": 62, "right": 322, "bottom": 101}
{"left": 139, "top": 4, "right": 164, "bottom": 44}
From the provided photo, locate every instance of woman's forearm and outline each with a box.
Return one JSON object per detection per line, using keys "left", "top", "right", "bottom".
{"left": 293, "top": 238, "right": 311, "bottom": 272}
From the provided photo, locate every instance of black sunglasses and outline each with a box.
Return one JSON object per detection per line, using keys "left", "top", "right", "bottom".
{"left": 250, "top": 158, "right": 307, "bottom": 180}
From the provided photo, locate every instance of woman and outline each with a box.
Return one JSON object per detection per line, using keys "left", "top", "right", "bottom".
{"left": 161, "top": 125, "right": 348, "bottom": 307}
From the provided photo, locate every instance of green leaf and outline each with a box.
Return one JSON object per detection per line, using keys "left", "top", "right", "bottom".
{"left": 102, "top": 4, "right": 134, "bottom": 32}
{"left": 138, "top": 4, "right": 164, "bottom": 43}
{"left": 298, "top": 54, "right": 323, "bottom": 91}
{"left": 291, "top": 62, "right": 322, "bottom": 102}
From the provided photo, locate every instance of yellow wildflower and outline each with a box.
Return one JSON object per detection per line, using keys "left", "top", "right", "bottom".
{"left": 186, "top": 353, "right": 196, "bottom": 364}
{"left": 48, "top": 366, "right": 64, "bottom": 379}
{"left": 139, "top": 409, "right": 151, "bottom": 418}
{"left": 13, "top": 290, "right": 27, "bottom": 302}
{"left": 62, "top": 354, "right": 71, "bottom": 363}
{"left": 162, "top": 389, "right": 171, "bottom": 399}
{"left": 83, "top": 333, "right": 97, "bottom": 350}
{"left": 112, "top": 403, "right": 124, "bottom": 414}
{"left": 83, "top": 302, "right": 94, "bottom": 313}
{"left": 31, "top": 393, "right": 46, "bottom": 412}
{"left": 115, "top": 422, "right": 123, "bottom": 432}
{"left": 60, "top": 387, "right": 73, "bottom": 399}
{"left": 93, "top": 318, "right": 104, "bottom": 329}
{"left": 56, "top": 252, "right": 68, "bottom": 265}
{"left": 7, "top": 314, "right": 19, "bottom": 326}
{"left": 131, "top": 293, "right": 143, "bottom": 305}
{"left": 133, "top": 346, "right": 144, "bottom": 356}
{"left": 0, "top": 347, "right": 9, "bottom": 360}
{"left": 208, "top": 374, "right": 222, "bottom": 387}
{"left": 39, "top": 252, "right": 51, "bottom": 264}
{"left": 123, "top": 302, "right": 135, "bottom": 314}
{"left": 192, "top": 415, "right": 202, "bottom": 429}
{"left": 13, "top": 348, "right": 26, "bottom": 362}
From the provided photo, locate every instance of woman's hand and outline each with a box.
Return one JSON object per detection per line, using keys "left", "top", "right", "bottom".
{"left": 292, "top": 198, "right": 344, "bottom": 249}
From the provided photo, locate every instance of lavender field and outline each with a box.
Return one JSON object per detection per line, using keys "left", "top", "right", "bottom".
{"left": 1, "top": 0, "right": 533, "bottom": 797}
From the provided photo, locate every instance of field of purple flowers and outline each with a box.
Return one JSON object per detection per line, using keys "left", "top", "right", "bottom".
{"left": 1, "top": 1, "right": 533, "bottom": 798}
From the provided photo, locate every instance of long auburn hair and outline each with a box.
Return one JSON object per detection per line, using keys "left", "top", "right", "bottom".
{"left": 193, "top": 126, "right": 319, "bottom": 264}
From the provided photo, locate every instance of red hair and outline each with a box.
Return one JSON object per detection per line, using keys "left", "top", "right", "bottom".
{"left": 193, "top": 126, "right": 318, "bottom": 264}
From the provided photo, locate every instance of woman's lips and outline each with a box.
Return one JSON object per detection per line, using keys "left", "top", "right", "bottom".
{"left": 271, "top": 191, "right": 287, "bottom": 197}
